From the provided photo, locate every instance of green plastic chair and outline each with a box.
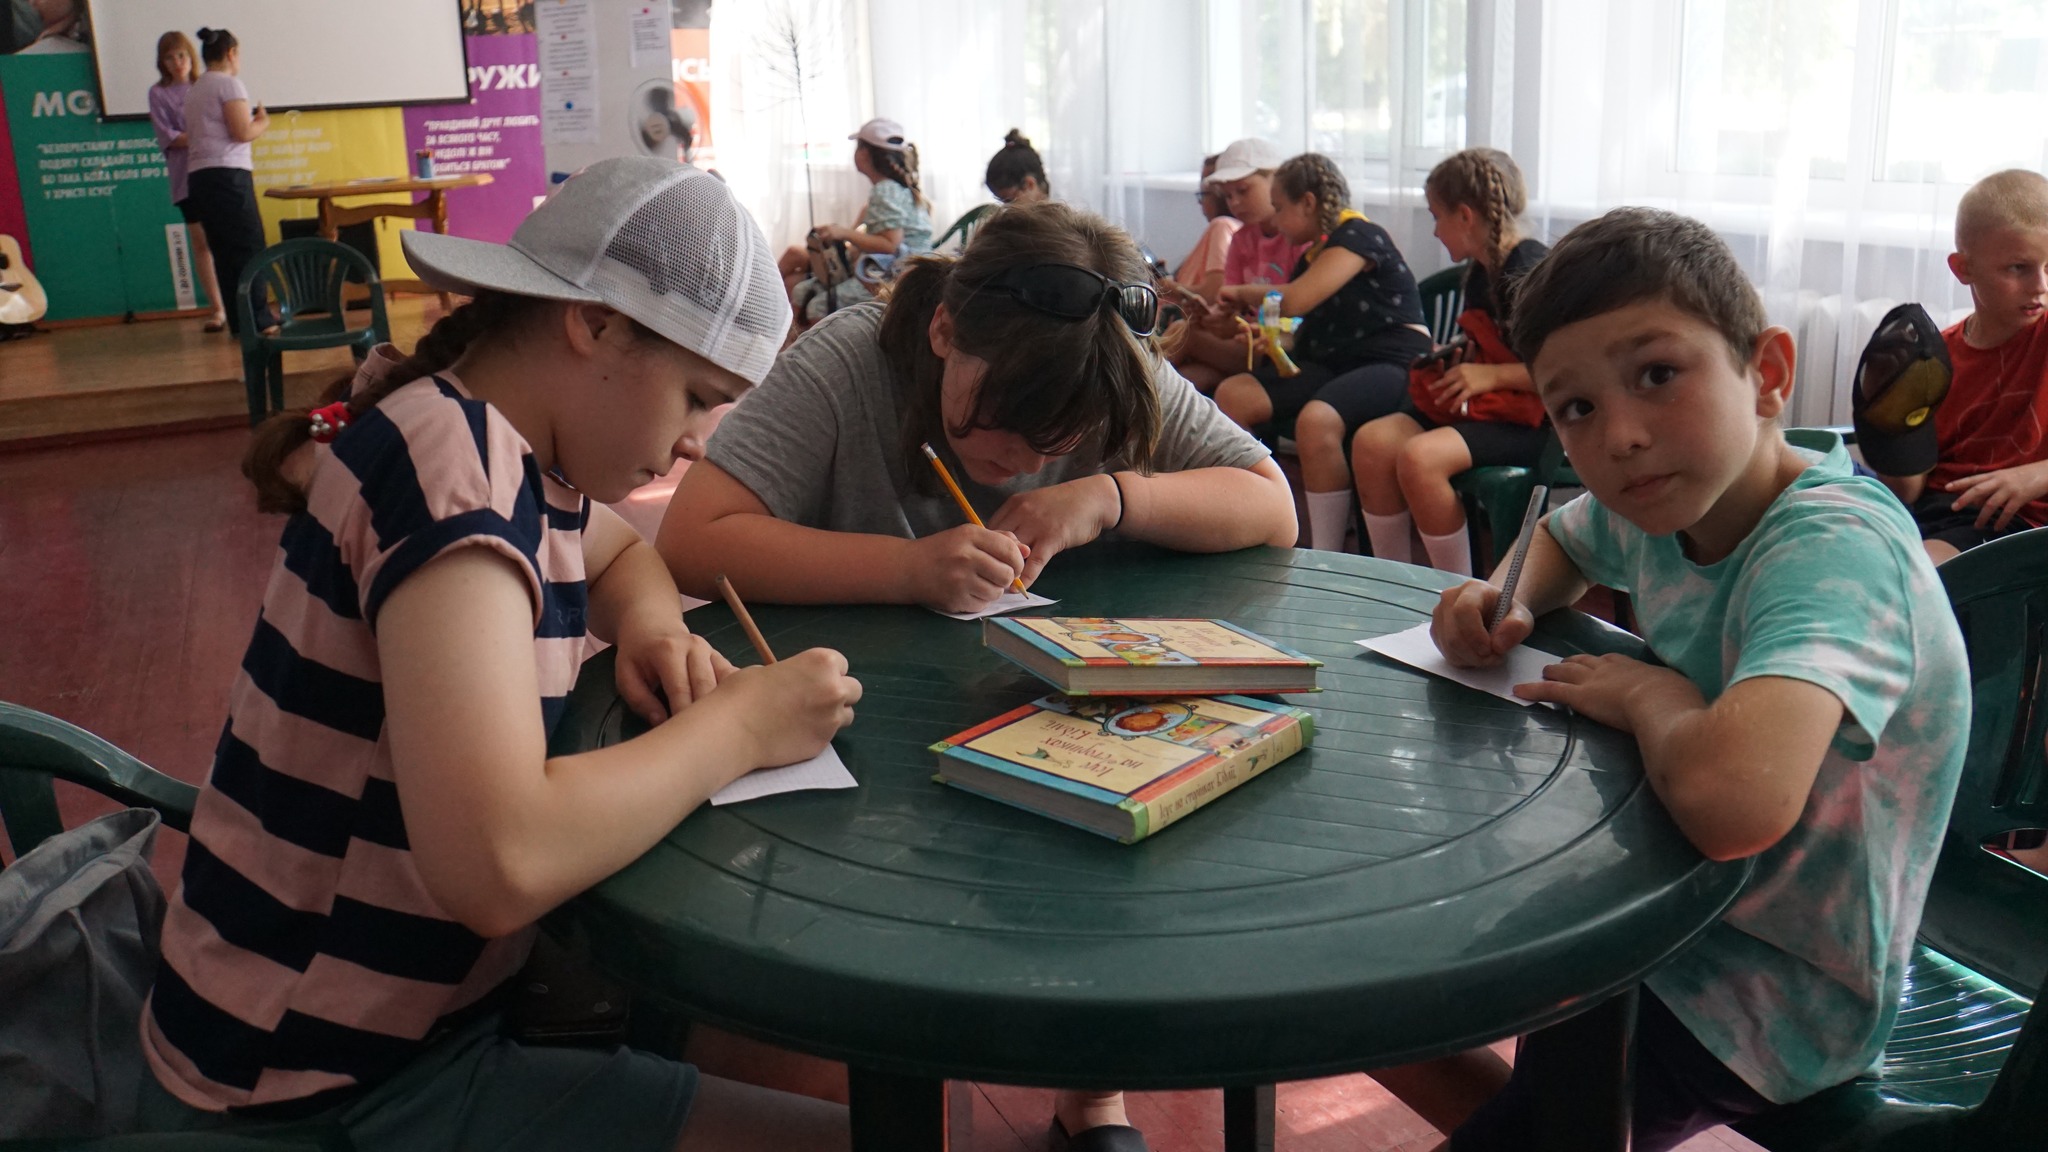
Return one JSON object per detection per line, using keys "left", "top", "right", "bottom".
{"left": 0, "top": 703, "right": 348, "bottom": 1151}
{"left": 236, "top": 238, "right": 390, "bottom": 426}
{"left": 1733, "top": 527, "right": 2048, "bottom": 1152}
{"left": 932, "top": 203, "right": 996, "bottom": 254}
{"left": 1415, "top": 261, "right": 1467, "bottom": 345}
{"left": 1449, "top": 430, "right": 1573, "bottom": 567}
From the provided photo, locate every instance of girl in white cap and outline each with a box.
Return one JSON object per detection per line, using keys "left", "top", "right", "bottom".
{"left": 778, "top": 117, "right": 935, "bottom": 327}
{"left": 136, "top": 157, "right": 859, "bottom": 1151}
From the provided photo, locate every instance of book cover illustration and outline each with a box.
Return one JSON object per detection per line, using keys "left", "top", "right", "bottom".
{"left": 1002, "top": 617, "right": 1320, "bottom": 670}
{"left": 941, "top": 694, "right": 1304, "bottom": 799}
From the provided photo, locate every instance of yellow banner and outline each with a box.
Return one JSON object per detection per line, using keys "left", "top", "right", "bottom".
{"left": 253, "top": 108, "right": 416, "bottom": 279}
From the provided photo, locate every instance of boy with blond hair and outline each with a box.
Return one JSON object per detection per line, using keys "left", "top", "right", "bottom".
{"left": 1389, "top": 208, "right": 1969, "bottom": 1151}
{"left": 1877, "top": 168, "right": 2048, "bottom": 562}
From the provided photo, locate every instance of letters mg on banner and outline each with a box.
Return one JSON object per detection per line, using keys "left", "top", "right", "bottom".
{"left": 0, "top": 51, "right": 183, "bottom": 321}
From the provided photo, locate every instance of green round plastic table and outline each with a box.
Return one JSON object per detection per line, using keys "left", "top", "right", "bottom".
{"left": 547, "top": 542, "right": 1751, "bottom": 1152}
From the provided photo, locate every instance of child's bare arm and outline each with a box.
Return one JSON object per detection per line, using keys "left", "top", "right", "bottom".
{"left": 1876, "top": 470, "right": 1927, "bottom": 504}
{"left": 1431, "top": 521, "right": 1589, "bottom": 667}
{"left": 1115, "top": 457, "right": 1298, "bottom": 550}
{"left": 378, "top": 548, "right": 860, "bottom": 937}
{"left": 658, "top": 459, "right": 1026, "bottom": 612}
{"left": 1518, "top": 665, "right": 1842, "bottom": 861}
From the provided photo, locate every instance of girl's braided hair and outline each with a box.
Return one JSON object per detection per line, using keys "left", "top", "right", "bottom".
{"left": 241, "top": 293, "right": 652, "bottom": 515}
{"left": 1272, "top": 152, "right": 1351, "bottom": 237}
{"left": 1425, "top": 148, "right": 1527, "bottom": 280}
{"left": 861, "top": 140, "right": 928, "bottom": 211}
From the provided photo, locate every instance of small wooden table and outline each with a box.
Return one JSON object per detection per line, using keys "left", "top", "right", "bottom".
{"left": 548, "top": 542, "right": 1752, "bottom": 1152}
{"left": 264, "top": 174, "right": 494, "bottom": 308}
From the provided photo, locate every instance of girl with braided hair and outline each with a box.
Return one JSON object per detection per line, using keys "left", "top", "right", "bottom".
{"left": 141, "top": 159, "right": 861, "bottom": 1151}
{"left": 1348, "top": 147, "right": 1549, "bottom": 573}
{"left": 779, "top": 117, "right": 935, "bottom": 327}
{"left": 1208, "top": 152, "right": 1433, "bottom": 551}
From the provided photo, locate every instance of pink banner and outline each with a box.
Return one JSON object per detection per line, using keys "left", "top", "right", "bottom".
{"left": 403, "top": 34, "right": 547, "bottom": 245}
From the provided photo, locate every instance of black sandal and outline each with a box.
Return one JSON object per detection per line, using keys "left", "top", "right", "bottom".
{"left": 1049, "top": 1116, "right": 1151, "bottom": 1152}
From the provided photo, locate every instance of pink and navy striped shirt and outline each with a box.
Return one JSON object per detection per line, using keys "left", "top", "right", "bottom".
{"left": 143, "top": 355, "right": 591, "bottom": 1113}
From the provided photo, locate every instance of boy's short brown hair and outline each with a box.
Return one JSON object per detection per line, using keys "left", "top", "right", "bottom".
{"left": 1954, "top": 169, "right": 2048, "bottom": 252}
{"left": 1508, "top": 207, "right": 1767, "bottom": 370}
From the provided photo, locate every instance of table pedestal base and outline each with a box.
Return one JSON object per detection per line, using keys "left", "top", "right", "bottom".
{"left": 1224, "top": 1084, "right": 1277, "bottom": 1152}
{"left": 1523, "top": 985, "right": 1638, "bottom": 1152}
{"left": 849, "top": 1067, "right": 945, "bottom": 1151}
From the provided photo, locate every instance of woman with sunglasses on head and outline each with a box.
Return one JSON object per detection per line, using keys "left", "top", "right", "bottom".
{"left": 661, "top": 198, "right": 1293, "bottom": 621}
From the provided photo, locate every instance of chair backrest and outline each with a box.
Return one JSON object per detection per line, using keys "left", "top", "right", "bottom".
{"left": 0, "top": 702, "right": 195, "bottom": 861}
{"left": 934, "top": 203, "right": 997, "bottom": 253}
{"left": 1923, "top": 528, "right": 2048, "bottom": 997}
{"left": 1416, "top": 261, "right": 1467, "bottom": 346}
{"left": 235, "top": 237, "right": 388, "bottom": 346}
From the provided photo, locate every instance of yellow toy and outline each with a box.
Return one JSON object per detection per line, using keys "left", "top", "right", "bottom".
{"left": 1238, "top": 291, "right": 1300, "bottom": 377}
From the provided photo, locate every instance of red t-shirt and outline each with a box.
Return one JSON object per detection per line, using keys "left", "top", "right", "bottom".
{"left": 1930, "top": 316, "right": 2048, "bottom": 526}
{"left": 1222, "top": 223, "right": 1309, "bottom": 289}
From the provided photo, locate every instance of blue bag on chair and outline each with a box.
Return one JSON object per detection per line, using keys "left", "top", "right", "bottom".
{"left": 0, "top": 808, "right": 165, "bottom": 1139}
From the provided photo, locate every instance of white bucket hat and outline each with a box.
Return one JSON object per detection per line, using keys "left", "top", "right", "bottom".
{"left": 401, "top": 157, "right": 789, "bottom": 385}
{"left": 1208, "top": 137, "right": 1285, "bottom": 184}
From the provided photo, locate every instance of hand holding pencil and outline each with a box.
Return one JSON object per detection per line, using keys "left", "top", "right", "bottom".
{"left": 920, "top": 442, "right": 1029, "bottom": 598}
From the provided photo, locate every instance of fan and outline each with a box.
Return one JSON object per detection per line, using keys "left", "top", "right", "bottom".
{"left": 628, "top": 78, "right": 698, "bottom": 161}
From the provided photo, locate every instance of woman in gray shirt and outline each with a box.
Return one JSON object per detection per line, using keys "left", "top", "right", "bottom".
{"left": 658, "top": 201, "right": 1293, "bottom": 1151}
{"left": 661, "top": 201, "right": 1296, "bottom": 615}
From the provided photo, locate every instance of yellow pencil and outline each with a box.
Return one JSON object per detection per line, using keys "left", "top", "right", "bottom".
{"left": 920, "top": 442, "right": 1028, "bottom": 594}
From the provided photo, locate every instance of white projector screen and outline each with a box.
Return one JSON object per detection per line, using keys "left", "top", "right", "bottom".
{"left": 86, "top": 0, "right": 470, "bottom": 120}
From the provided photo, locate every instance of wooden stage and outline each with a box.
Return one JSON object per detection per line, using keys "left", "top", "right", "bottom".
{"left": 0, "top": 298, "right": 439, "bottom": 448}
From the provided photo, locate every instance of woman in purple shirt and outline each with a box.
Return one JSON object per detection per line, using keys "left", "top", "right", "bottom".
{"left": 148, "top": 31, "right": 227, "bottom": 332}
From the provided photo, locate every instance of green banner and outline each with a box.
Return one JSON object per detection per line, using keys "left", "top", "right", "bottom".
{"left": 0, "top": 51, "right": 184, "bottom": 321}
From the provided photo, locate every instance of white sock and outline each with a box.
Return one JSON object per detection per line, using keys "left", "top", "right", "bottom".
{"left": 1363, "top": 510, "right": 1414, "bottom": 565}
{"left": 1421, "top": 526, "right": 1473, "bottom": 576}
{"left": 1306, "top": 489, "right": 1353, "bottom": 552}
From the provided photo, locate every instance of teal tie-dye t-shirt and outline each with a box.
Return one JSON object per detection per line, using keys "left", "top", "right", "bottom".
{"left": 1545, "top": 435, "right": 1970, "bottom": 1104}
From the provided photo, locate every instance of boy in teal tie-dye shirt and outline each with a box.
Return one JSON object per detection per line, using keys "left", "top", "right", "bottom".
{"left": 1409, "top": 209, "right": 1971, "bottom": 1151}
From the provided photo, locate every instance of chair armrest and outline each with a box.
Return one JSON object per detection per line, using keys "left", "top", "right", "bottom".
{"left": 0, "top": 702, "right": 197, "bottom": 834}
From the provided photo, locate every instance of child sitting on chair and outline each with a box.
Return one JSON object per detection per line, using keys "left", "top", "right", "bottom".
{"left": 1872, "top": 168, "right": 2048, "bottom": 564}
{"left": 1405, "top": 207, "right": 1970, "bottom": 1152}
{"left": 779, "top": 118, "right": 934, "bottom": 327}
{"left": 1349, "top": 148, "right": 1547, "bottom": 575}
{"left": 1166, "top": 138, "right": 1307, "bottom": 394}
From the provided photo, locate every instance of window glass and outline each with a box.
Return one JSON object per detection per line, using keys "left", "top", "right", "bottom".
{"left": 1676, "top": 0, "right": 1858, "bottom": 179}
{"left": 1881, "top": 0, "right": 2048, "bottom": 183}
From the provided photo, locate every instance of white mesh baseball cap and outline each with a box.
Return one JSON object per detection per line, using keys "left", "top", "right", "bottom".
{"left": 401, "top": 157, "right": 789, "bottom": 384}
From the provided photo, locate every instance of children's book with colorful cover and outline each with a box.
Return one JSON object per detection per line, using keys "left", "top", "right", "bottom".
{"left": 930, "top": 693, "right": 1313, "bottom": 843}
{"left": 982, "top": 616, "right": 1322, "bottom": 695}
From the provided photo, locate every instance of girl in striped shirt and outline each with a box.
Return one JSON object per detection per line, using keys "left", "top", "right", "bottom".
{"left": 138, "top": 159, "right": 861, "bottom": 1151}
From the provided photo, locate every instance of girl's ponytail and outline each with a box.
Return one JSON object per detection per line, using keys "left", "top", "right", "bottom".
{"left": 241, "top": 291, "right": 539, "bottom": 514}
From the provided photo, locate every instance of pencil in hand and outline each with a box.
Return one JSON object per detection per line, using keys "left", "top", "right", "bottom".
{"left": 1486, "top": 486, "right": 1550, "bottom": 632}
{"left": 714, "top": 574, "right": 776, "bottom": 664}
{"left": 920, "top": 442, "right": 1028, "bottom": 595}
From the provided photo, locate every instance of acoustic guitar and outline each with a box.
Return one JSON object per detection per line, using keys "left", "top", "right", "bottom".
{"left": 0, "top": 233, "right": 49, "bottom": 329}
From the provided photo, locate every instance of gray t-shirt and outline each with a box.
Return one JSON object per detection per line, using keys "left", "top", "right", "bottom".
{"left": 707, "top": 301, "right": 1270, "bottom": 537}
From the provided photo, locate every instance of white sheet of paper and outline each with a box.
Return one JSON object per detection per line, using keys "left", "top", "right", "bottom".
{"left": 929, "top": 591, "right": 1058, "bottom": 621}
{"left": 710, "top": 745, "right": 858, "bottom": 806}
{"left": 1357, "top": 623, "right": 1564, "bottom": 708}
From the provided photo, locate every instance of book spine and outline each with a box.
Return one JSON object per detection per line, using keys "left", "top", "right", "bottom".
{"left": 1128, "top": 712, "right": 1311, "bottom": 839}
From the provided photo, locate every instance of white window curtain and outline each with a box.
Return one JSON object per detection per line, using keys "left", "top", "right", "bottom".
{"left": 710, "top": 0, "right": 2045, "bottom": 425}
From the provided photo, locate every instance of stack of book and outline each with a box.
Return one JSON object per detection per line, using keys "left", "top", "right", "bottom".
{"left": 930, "top": 617, "right": 1321, "bottom": 843}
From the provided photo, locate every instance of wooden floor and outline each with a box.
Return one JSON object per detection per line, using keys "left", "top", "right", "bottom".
{"left": 0, "top": 426, "right": 1757, "bottom": 1152}
{"left": 0, "top": 298, "right": 440, "bottom": 445}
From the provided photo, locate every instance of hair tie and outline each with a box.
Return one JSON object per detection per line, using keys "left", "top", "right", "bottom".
{"left": 308, "top": 401, "right": 351, "bottom": 443}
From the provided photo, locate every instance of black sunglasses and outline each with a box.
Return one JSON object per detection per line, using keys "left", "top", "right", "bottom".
{"left": 983, "top": 263, "right": 1160, "bottom": 335}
